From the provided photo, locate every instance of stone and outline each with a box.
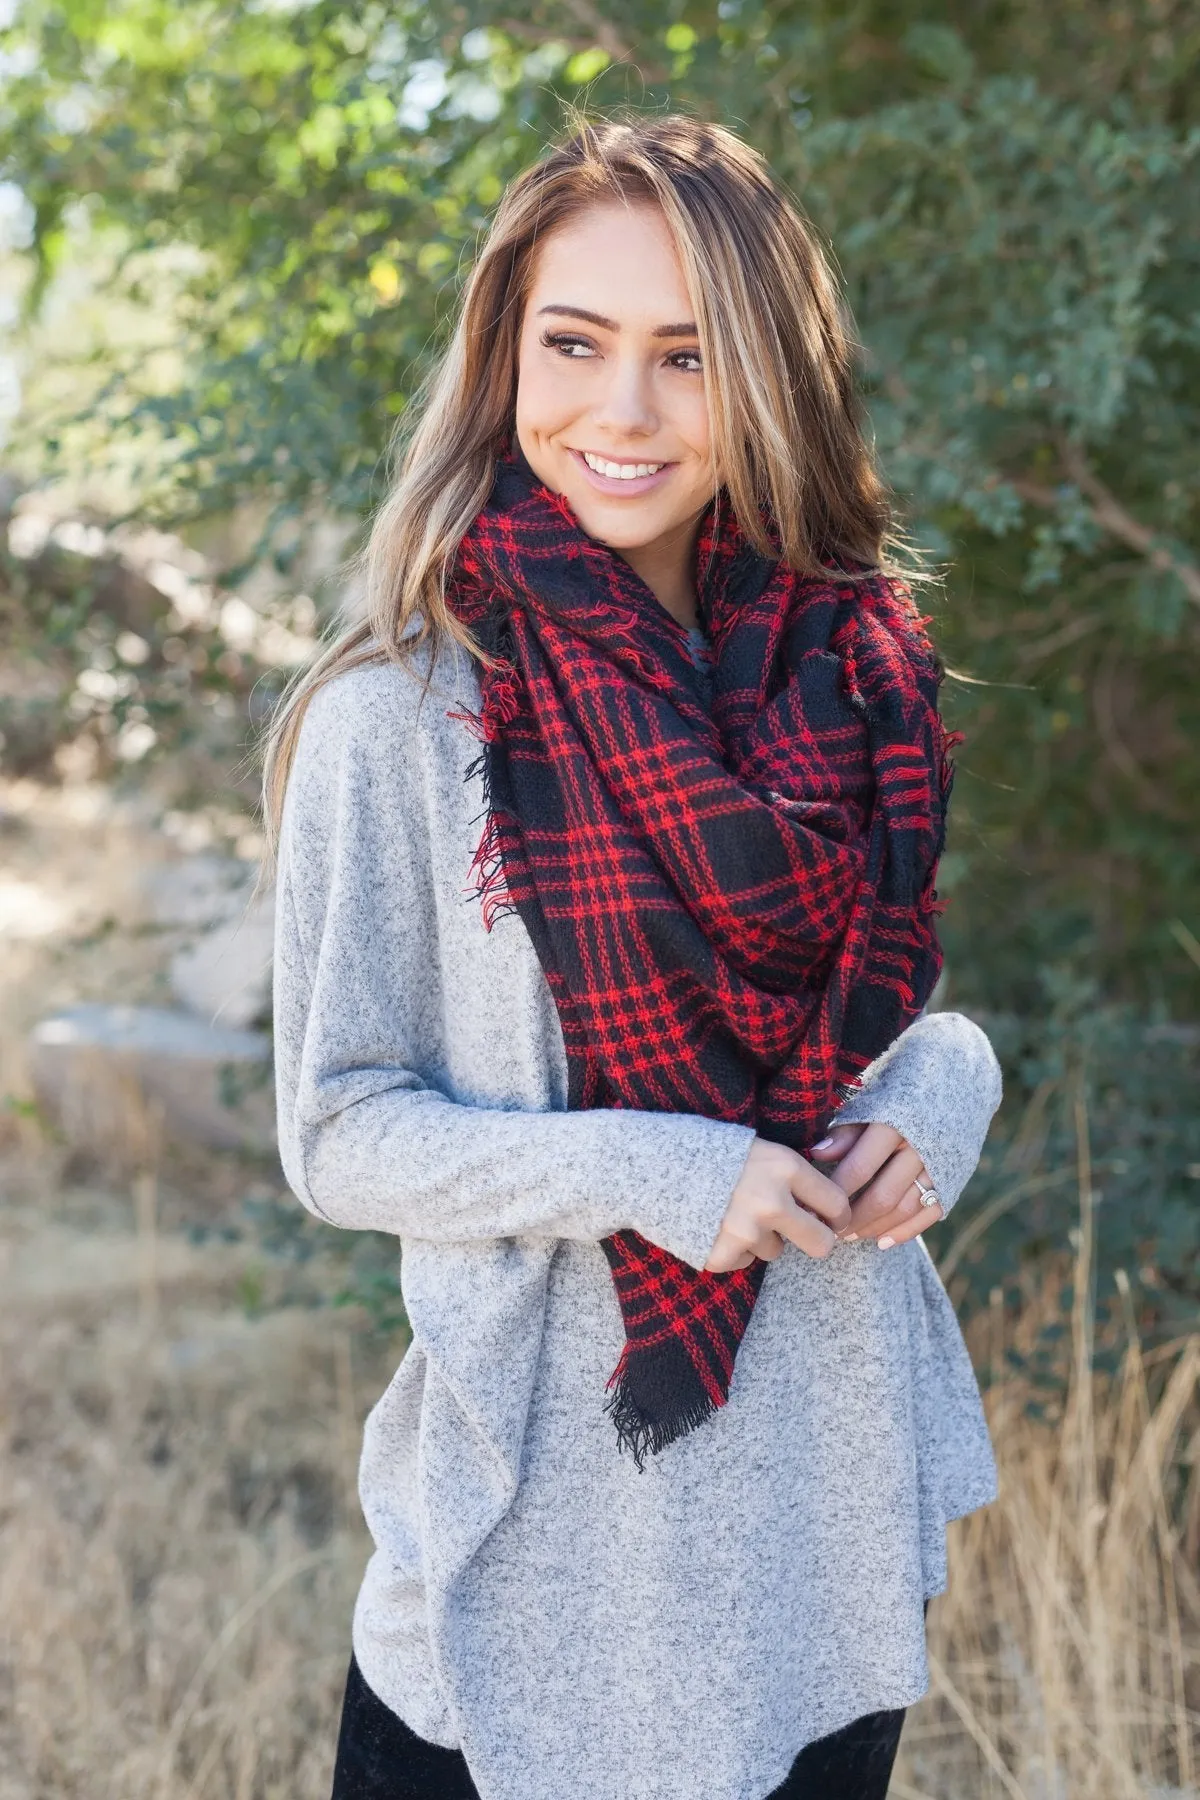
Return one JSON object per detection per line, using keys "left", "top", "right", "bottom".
{"left": 142, "top": 853, "right": 256, "bottom": 930}
{"left": 168, "top": 887, "right": 274, "bottom": 1029}
{"left": 29, "top": 1004, "right": 274, "bottom": 1156}
{"left": 140, "top": 853, "right": 274, "bottom": 1030}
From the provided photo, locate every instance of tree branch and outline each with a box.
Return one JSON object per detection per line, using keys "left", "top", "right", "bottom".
{"left": 495, "top": 18, "right": 609, "bottom": 51}
{"left": 1091, "top": 644, "right": 1186, "bottom": 821}
{"left": 878, "top": 357, "right": 1200, "bottom": 610}
{"left": 557, "top": 0, "right": 635, "bottom": 66}
{"left": 1010, "top": 445, "right": 1200, "bottom": 609}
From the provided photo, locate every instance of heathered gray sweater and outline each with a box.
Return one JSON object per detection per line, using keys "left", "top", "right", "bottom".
{"left": 274, "top": 647, "right": 1002, "bottom": 1800}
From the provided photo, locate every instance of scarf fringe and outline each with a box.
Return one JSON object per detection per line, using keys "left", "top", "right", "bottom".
{"left": 446, "top": 662, "right": 522, "bottom": 745}
{"left": 603, "top": 1339, "right": 725, "bottom": 1472}
{"left": 603, "top": 1373, "right": 721, "bottom": 1473}
{"left": 445, "top": 706, "right": 488, "bottom": 743}
{"left": 450, "top": 717, "right": 517, "bottom": 931}
{"left": 466, "top": 804, "right": 516, "bottom": 931}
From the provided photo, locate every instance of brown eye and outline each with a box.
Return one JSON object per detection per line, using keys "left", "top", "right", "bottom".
{"left": 669, "top": 349, "right": 703, "bottom": 373}
{"left": 541, "top": 331, "right": 597, "bottom": 359}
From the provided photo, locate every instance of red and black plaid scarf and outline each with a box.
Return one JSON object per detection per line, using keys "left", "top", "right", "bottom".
{"left": 448, "top": 455, "right": 952, "bottom": 1463}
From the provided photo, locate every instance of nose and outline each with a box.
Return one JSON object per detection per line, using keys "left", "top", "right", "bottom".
{"left": 590, "top": 350, "right": 658, "bottom": 439}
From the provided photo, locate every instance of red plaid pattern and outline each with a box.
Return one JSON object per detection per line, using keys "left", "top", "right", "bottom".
{"left": 449, "top": 456, "right": 952, "bottom": 1463}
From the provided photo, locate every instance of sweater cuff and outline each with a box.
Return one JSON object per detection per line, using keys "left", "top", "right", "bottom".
{"left": 831, "top": 1012, "right": 1003, "bottom": 1216}
{"left": 618, "top": 1114, "right": 757, "bottom": 1271}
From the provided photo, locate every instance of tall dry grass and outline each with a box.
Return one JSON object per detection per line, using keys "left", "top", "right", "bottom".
{"left": 899, "top": 1094, "right": 1200, "bottom": 1799}
{"left": 0, "top": 1192, "right": 371, "bottom": 1800}
{"left": 0, "top": 1108, "right": 1196, "bottom": 1799}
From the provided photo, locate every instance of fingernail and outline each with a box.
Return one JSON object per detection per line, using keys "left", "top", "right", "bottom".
{"left": 843, "top": 1232, "right": 858, "bottom": 1242}
{"left": 877, "top": 1235, "right": 895, "bottom": 1250}
{"left": 812, "top": 1136, "right": 835, "bottom": 1152}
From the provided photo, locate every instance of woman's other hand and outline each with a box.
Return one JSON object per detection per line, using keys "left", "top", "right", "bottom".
{"left": 705, "top": 1139, "right": 853, "bottom": 1272}
{"left": 810, "top": 1123, "right": 943, "bottom": 1249}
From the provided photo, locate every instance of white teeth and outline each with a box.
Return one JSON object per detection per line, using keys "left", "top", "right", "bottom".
{"left": 582, "top": 451, "right": 663, "bottom": 480}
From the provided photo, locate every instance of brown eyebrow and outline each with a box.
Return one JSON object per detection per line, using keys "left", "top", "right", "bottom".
{"left": 537, "top": 305, "right": 699, "bottom": 339}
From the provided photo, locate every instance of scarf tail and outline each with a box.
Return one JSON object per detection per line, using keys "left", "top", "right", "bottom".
{"left": 600, "top": 1230, "right": 767, "bottom": 1469}
{"left": 603, "top": 1337, "right": 723, "bottom": 1473}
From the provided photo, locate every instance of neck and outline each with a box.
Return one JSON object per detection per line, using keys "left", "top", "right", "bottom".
{"left": 617, "top": 518, "right": 703, "bottom": 630}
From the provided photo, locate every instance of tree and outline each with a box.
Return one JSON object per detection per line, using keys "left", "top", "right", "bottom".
{"left": 1, "top": 0, "right": 1198, "bottom": 1012}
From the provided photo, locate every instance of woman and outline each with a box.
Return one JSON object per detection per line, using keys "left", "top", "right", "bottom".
{"left": 269, "top": 116, "right": 1002, "bottom": 1800}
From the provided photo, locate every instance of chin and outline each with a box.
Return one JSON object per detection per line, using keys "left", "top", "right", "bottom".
{"left": 564, "top": 488, "right": 675, "bottom": 535}
{"left": 571, "top": 508, "right": 672, "bottom": 551}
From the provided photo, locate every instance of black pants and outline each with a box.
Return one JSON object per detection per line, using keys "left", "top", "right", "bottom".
{"left": 331, "top": 1655, "right": 905, "bottom": 1799}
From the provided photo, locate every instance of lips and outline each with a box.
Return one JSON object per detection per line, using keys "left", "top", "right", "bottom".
{"left": 567, "top": 447, "right": 675, "bottom": 497}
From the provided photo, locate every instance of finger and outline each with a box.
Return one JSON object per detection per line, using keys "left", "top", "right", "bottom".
{"left": 705, "top": 1235, "right": 755, "bottom": 1272}
{"left": 825, "top": 1123, "right": 904, "bottom": 1200}
{"left": 878, "top": 1200, "right": 943, "bottom": 1251}
{"left": 856, "top": 1185, "right": 923, "bottom": 1242}
{"left": 808, "top": 1123, "right": 866, "bottom": 1162}
{"left": 706, "top": 1246, "right": 756, "bottom": 1272}
{"left": 774, "top": 1204, "right": 837, "bottom": 1260}
{"left": 849, "top": 1181, "right": 923, "bottom": 1242}
{"left": 705, "top": 1227, "right": 783, "bottom": 1273}
{"left": 704, "top": 1227, "right": 754, "bottom": 1271}
{"left": 843, "top": 1148, "right": 926, "bottom": 1239}
{"left": 787, "top": 1160, "right": 853, "bottom": 1235}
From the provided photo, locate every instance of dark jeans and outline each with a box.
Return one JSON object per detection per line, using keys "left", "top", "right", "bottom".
{"left": 331, "top": 1655, "right": 905, "bottom": 1799}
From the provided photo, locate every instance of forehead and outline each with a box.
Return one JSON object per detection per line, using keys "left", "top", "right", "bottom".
{"left": 525, "top": 199, "right": 693, "bottom": 327}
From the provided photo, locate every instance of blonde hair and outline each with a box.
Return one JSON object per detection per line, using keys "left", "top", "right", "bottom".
{"left": 262, "top": 112, "right": 896, "bottom": 846}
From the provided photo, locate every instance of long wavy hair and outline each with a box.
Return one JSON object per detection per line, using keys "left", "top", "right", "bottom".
{"left": 262, "top": 112, "right": 898, "bottom": 847}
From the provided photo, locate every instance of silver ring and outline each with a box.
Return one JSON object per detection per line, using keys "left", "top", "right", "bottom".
{"left": 913, "top": 1176, "right": 941, "bottom": 1209}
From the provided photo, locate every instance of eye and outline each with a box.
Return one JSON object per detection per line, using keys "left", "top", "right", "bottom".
{"left": 541, "top": 330, "right": 597, "bottom": 359}
{"left": 667, "top": 348, "right": 703, "bottom": 374}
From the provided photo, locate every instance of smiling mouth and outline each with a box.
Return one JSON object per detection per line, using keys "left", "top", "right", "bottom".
{"left": 577, "top": 450, "right": 669, "bottom": 480}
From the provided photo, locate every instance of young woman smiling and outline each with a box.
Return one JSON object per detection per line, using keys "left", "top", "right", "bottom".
{"left": 268, "top": 116, "right": 1002, "bottom": 1800}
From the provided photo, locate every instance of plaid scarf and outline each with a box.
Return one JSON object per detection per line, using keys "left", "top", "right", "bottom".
{"left": 448, "top": 455, "right": 952, "bottom": 1464}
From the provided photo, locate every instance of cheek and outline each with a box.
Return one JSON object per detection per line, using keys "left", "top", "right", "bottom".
{"left": 650, "top": 372, "right": 712, "bottom": 479}
{"left": 680, "top": 390, "right": 712, "bottom": 469}
{"left": 515, "top": 348, "right": 573, "bottom": 439}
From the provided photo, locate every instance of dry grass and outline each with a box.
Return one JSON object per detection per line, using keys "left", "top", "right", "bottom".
{"left": 0, "top": 1146, "right": 385, "bottom": 1800}
{"left": 898, "top": 1103, "right": 1200, "bottom": 1800}
{"left": 901, "top": 1315, "right": 1199, "bottom": 1799}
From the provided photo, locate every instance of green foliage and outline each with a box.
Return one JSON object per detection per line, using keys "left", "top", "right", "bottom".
{"left": 787, "top": 79, "right": 1200, "bottom": 1007}
{"left": 2, "top": 0, "right": 1195, "bottom": 1012}
{"left": 187, "top": 1190, "right": 409, "bottom": 1338}
{"left": 1, "top": 4, "right": 1198, "bottom": 1315}
{"left": 945, "top": 997, "right": 1200, "bottom": 1333}
{"left": 236, "top": 1191, "right": 407, "bottom": 1339}
{"left": 0, "top": 509, "right": 286, "bottom": 795}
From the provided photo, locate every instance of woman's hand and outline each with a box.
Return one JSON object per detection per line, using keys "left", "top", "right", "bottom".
{"left": 705, "top": 1139, "right": 853, "bottom": 1272}
{"left": 810, "top": 1123, "right": 943, "bottom": 1248}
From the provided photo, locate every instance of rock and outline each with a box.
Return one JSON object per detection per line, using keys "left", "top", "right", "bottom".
{"left": 142, "top": 854, "right": 255, "bottom": 930}
{"left": 168, "top": 887, "right": 274, "bottom": 1029}
{"left": 141, "top": 854, "right": 274, "bottom": 1030}
{"left": 29, "top": 1004, "right": 274, "bottom": 1156}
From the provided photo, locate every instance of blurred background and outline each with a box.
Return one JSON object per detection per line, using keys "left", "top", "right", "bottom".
{"left": 0, "top": 4, "right": 1197, "bottom": 1796}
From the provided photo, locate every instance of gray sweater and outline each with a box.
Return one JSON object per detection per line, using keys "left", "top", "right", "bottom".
{"left": 274, "top": 649, "right": 1001, "bottom": 1800}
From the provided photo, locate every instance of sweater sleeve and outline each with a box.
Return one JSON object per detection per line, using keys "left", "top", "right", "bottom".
{"left": 830, "top": 1010, "right": 1003, "bottom": 1215}
{"left": 272, "top": 663, "right": 756, "bottom": 1273}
